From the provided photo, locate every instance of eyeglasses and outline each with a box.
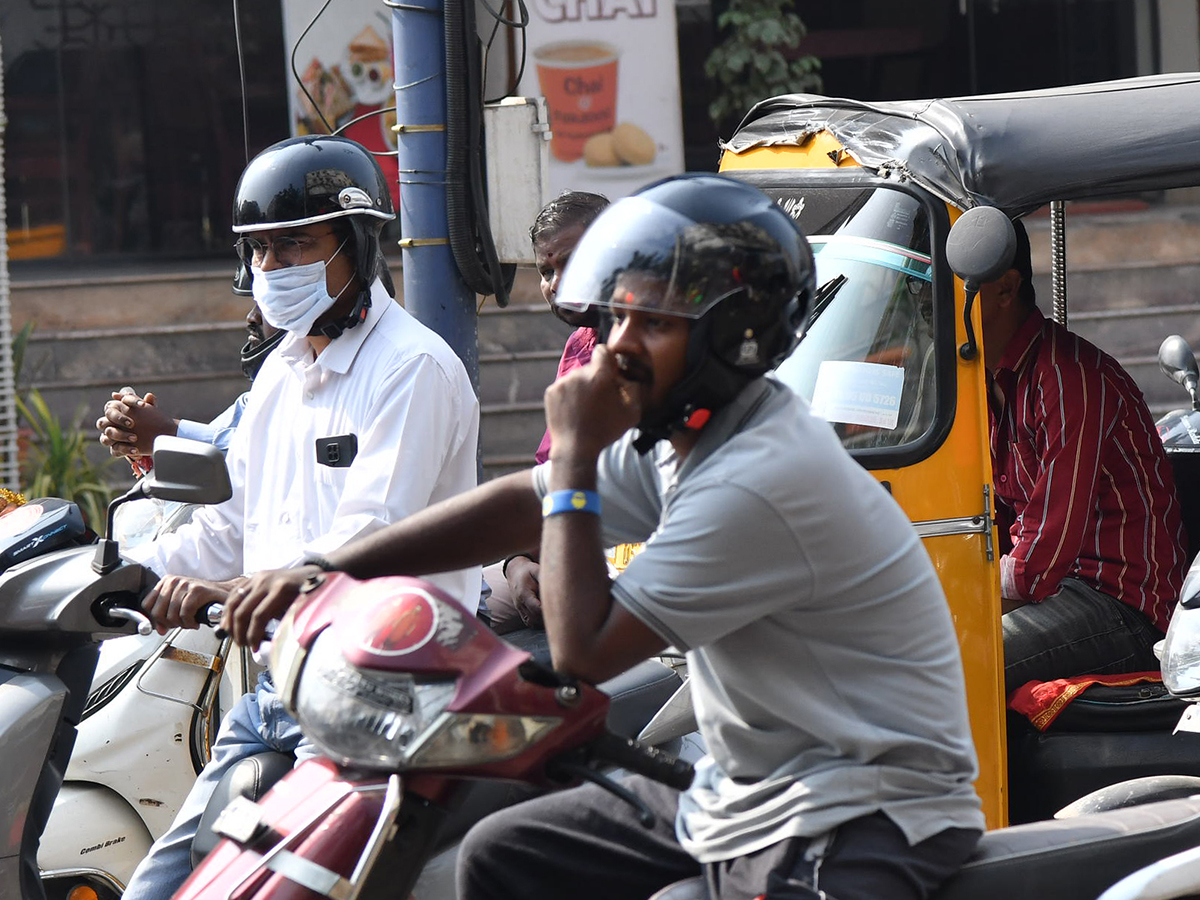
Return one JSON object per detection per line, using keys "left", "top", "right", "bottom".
{"left": 235, "top": 229, "right": 336, "bottom": 268}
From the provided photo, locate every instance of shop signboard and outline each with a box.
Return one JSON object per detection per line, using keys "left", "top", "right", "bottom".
{"left": 280, "top": 2, "right": 400, "bottom": 209}
{"left": 517, "top": 0, "right": 686, "bottom": 200}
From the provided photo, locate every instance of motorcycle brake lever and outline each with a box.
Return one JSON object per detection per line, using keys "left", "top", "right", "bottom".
{"left": 103, "top": 606, "right": 153, "bottom": 636}
{"left": 545, "top": 760, "right": 656, "bottom": 828}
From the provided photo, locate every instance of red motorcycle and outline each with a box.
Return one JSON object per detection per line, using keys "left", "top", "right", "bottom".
{"left": 174, "top": 573, "right": 694, "bottom": 900}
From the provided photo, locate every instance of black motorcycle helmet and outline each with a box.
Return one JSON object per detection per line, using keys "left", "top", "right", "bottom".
{"left": 555, "top": 173, "right": 814, "bottom": 452}
{"left": 232, "top": 136, "right": 397, "bottom": 329}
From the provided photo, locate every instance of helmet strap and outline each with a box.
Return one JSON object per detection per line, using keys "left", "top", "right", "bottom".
{"left": 629, "top": 328, "right": 752, "bottom": 455}
{"left": 313, "top": 285, "right": 372, "bottom": 340}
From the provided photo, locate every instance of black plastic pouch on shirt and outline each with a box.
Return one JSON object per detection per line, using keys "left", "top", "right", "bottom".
{"left": 315, "top": 434, "right": 358, "bottom": 468}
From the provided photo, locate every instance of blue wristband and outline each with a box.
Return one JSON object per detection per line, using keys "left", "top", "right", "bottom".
{"left": 542, "top": 489, "right": 602, "bottom": 518}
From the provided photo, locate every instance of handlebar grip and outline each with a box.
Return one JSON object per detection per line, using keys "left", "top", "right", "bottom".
{"left": 591, "top": 732, "right": 694, "bottom": 791}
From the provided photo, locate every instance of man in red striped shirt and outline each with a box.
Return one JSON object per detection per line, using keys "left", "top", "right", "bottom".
{"left": 982, "top": 221, "right": 1186, "bottom": 695}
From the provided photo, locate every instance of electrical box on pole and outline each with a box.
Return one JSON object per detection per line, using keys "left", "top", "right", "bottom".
{"left": 483, "top": 97, "right": 552, "bottom": 266}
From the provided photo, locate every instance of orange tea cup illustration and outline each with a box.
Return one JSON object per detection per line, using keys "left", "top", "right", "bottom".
{"left": 535, "top": 41, "right": 620, "bottom": 162}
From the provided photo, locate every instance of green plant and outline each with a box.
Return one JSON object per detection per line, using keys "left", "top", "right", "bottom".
{"left": 704, "top": 0, "right": 821, "bottom": 132}
{"left": 13, "top": 346, "right": 118, "bottom": 531}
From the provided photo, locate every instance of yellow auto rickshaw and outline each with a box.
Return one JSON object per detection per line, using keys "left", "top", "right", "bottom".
{"left": 718, "top": 73, "right": 1200, "bottom": 828}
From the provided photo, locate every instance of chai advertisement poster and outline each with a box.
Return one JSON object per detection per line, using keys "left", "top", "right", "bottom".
{"left": 518, "top": 0, "right": 686, "bottom": 200}
{"left": 280, "top": 3, "right": 400, "bottom": 209}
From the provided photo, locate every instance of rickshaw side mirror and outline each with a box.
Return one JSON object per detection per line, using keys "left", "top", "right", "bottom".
{"left": 1159, "top": 334, "right": 1200, "bottom": 408}
{"left": 946, "top": 207, "right": 1017, "bottom": 361}
{"left": 946, "top": 206, "right": 1017, "bottom": 286}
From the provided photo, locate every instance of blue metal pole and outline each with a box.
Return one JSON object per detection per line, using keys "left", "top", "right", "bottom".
{"left": 389, "top": 0, "right": 480, "bottom": 394}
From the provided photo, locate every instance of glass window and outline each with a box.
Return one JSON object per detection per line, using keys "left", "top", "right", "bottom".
{"left": 4, "top": 0, "right": 289, "bottom": 264}
{"left": 771, "top": 186, "right": 940, "bottom": 452}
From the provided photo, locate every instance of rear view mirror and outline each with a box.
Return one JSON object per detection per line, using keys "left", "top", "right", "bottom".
{"left": 946, "top": 206, "right": 1017, "bottom": 287}
{"left": 93, "top": 436, "right": 233, "bottom": 574}
{"left": 946, "top": 206, "right": 1017, "bottom": 362}
{"left": 1159, "top": 334, "right": 1200, "bottom": 410}
{"left": 144, "top": 436, "right": 233, "bottom": 504}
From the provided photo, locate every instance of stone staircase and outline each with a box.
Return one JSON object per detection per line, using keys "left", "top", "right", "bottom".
{"left": 11, "top": 262, "right": 567, "bottom": 485}
{"left": 12, "top": 202, "right": 1200, "bottom": 492}
{"left": 1025, "top": 205, "right": 1200, "bottom": 417}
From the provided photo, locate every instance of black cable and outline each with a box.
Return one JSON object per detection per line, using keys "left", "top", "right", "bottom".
{"left": 482, "top": 0, "right": 529, "bottom": 104}
{"left": 232, "top": 0, "right": 250, "bottom": 162}
{"left": 476, "top": 0, "right": 529, "bottom": 29}
{"left": 332, "top": 105, "right": 398, "bottom": 137}
{"left": 444, "top": 0, "right": 500, "bottom": 296}
{"left": 482, "top": 9, "right": 504, "bottom": 103}
{"left": 464, "top": 0, "right": 513, "bottom": 306}
{"left": 512, "top": 0, "right": 528, "bottom": 94}
{"left": 289, "top": 0, "right": 338, "bottom": 135}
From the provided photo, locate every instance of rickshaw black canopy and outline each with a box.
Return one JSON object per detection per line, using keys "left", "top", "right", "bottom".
{"left": 725, "top": 73, "right": 1200, "bottom": 218}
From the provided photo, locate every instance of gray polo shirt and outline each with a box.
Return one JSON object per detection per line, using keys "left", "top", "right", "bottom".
{"left": 533, "top": 377, "right": 983, "bottom": 863}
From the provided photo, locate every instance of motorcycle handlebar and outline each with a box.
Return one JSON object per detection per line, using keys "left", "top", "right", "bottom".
{"left": 197, "top": 602, "right": 224, "bottom": 628}
{"left": 589, "top": 732, "right": 695, "bottom": 791}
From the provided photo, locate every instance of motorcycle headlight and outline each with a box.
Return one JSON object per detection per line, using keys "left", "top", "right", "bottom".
{"left": 294, "top": 628, "right": 564, "bottom": 771}
{"left": 295, "top": 628, "right": 458, "bottom": 769}
{"left": 407, "top": 711, "right": 563, "bottom": 768}
{"left": 1162, "top": 602, "right": 1200, "bottom": 697}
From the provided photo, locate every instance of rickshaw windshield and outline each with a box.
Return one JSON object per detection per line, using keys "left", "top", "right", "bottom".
{"left": 772, "top": 186, "right": 940, "bottom": 453}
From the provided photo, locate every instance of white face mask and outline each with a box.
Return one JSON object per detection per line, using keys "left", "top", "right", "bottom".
{"left": 251, "top": 239, "right": 353, "bottom": 335}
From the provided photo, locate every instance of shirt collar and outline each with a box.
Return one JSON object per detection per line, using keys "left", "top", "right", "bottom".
{"left": 674, "top": 378, "right": 776, "bottom": 482}
{"left": 277, "top": 280, "right": 390, "bottom": 375}
{"left": 995, "top": 307, "right": 1046, "bottom": 375}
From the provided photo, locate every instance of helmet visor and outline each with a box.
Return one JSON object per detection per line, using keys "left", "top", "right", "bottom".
{"left": 555, "top": 196, "right": 767, "bottom": 320}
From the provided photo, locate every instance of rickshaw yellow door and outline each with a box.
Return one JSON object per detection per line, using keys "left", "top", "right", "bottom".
{"left": 721, "top": 145, "right": 1008, "bottom": 828}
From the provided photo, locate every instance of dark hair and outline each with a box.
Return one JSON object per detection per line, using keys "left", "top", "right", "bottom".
{"left": 530, "top": 191, "right": 610, "bottom": 248}
{"left": 1012, "top": 218, "right": 1036, "bottom": 308}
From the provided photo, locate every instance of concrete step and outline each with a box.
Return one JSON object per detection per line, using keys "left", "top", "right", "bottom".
{"left": 478, "top": 301, "right": 575, "bottom": 354}
{"left": 478, "top": 350, "right": 561, "bottom": 406}
{"left": 1026, "top": 209, "right": 1200, "bottom": 423}
{"left": 479, "top": 403, "right": 548, "bottom": 467}
{"left": 10, "top": 261, "right": 570, "bottom": 484}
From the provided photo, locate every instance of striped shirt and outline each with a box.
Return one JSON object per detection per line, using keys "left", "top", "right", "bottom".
{"left": 988, "top": 310, "right": 1185, "bottom": 632}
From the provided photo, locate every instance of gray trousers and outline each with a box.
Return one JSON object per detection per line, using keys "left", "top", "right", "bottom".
{"left": 1002, "top": 577, "right": 1164, "bottom": 696}
{"left": 457, "top": 775, "right": 979, "bottom": 900}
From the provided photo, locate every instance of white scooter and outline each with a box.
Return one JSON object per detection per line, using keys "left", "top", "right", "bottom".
{"left": 34, "top": 485, "right": 257, "bottom": 899}
{"left": 36, "top": 617, "right": 256, "bottom": 898}
{"left": 0, "top": 438, "right": 233, "bottom": 900}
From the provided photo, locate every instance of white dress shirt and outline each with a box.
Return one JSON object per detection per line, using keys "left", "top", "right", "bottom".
{"left": 128, "top": 281, "right": 482, "bottom": 608}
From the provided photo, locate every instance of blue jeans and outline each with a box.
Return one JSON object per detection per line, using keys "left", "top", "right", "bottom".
{"left": 1002, "top": 577, "right": 1164, "bottom": 695}
{"left": 120, "top": 671, "right": 318, "bottom": 899}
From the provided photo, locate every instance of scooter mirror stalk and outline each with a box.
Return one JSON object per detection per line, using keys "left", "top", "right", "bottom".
{"left": 92, "top": 437, "right": 233, "bottom": 575}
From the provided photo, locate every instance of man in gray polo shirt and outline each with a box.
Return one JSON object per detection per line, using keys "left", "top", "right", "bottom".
{"left": 226, "top": 174, "right": 984, "bottom": 900}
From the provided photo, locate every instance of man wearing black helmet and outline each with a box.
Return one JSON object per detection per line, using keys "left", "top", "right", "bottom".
{"left": 119, "top": 135, "right": 480, "bottom": 900}
{"left": 229, "top": 174, "right": 983, "bottom": 900}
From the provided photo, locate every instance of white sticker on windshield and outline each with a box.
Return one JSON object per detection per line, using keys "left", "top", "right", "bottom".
{"left": 810, "top": 361, "right": 905, "bottom": 429}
